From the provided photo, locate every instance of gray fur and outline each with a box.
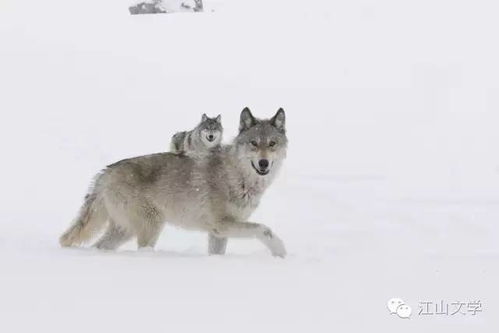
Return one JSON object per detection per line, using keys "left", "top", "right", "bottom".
{"left": 129, "top": 1, "right": 167, "bottom": 15}
{"left": 170, "top": 114, "right": 222, "bottom": 155}
{"left": 60, "top": 108, "right": 288, "bottom": 257}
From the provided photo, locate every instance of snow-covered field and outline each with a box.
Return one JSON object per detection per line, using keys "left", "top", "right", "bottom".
{"left": 1, "top": 0, "right": 499, "bottom": 331}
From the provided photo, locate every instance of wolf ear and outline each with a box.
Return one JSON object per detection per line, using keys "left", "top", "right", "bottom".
{"left": 239, "top": 107, "right": 256, "bottom": 132}
{"left": 202, "top": 113, "right": 208, "bottom": 122}
{"left": 215, "top": 114, "right": 222, "bottom": 123}
{"left": 271, "top": 108, "right": 286, "bottom": 131}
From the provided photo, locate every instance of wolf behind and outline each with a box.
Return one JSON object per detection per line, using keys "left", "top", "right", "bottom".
{"left": 60, "top": 107, "right": 287, "bottom": 257}
{"left": 170, "top": 113, "right": 222, "bottom": 154}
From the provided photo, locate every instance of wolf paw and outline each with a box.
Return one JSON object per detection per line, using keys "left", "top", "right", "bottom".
{"left": 138, "top": 246, "right": 155, "bottom": 252}
{"left": 260, "top": 228, "right": 286, "bottom": 258}
{"left": 269, "top": 236, "right": 287, "bottom": 258}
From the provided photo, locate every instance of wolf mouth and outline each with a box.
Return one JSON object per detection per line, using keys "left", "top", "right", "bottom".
{"left": 251, "top": 162, "right": 270, "bottom": 176}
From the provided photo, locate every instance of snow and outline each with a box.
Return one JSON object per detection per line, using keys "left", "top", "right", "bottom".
{"left": 1, "top": 0, "right": 499, "bottom": 331}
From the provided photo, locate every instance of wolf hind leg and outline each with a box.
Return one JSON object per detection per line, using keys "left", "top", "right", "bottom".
{"left": 212, "top": 221, "right": 286, "bottom": 258}
{"left": 208, "top": 234, "right": 228, "bottom": 255}
{"left": 137, "top": 219, "right": 165, "bottom": 250}
{"left": 93, "top": 221, "right": 132, "bottom": 250}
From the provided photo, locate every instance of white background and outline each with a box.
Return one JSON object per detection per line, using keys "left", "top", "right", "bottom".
{"left": 0, "top": 0, "right": 498, "bottom": 332}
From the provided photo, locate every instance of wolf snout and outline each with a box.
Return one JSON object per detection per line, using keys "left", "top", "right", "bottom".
{"left": 251, "top": 159, "right": 271, "bottom": 176}
{"left": 258, "top": 159, "right": 269, "bottom": 169}
{"left": 207, "top": 134, "right": 215, "bottom": 142}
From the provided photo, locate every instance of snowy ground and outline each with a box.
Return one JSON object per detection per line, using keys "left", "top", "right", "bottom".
{"left": 1, "top": 0, "right": 499, "bottom": 332}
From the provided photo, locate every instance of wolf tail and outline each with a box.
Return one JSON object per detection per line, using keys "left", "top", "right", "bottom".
{"left": 59, "top": 182, "right": 108, "bottom": 247}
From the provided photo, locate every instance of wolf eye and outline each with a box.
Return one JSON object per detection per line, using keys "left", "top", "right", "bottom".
{"left": 250, "top": 141, "right": 258, "bottom": 147}
{"left": 269, "top": 141, "right": 276, "bottom": 147}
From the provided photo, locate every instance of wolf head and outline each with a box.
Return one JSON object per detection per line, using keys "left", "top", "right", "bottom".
{"left": 235, "top": 107, "right": 287, "bottom": 177}
{"left": 198, "top": 114, "right": 223, "bottom": 148}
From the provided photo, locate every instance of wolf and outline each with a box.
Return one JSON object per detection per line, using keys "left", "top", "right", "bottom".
{"left": 170, "top": 113, "right": 222, "bottom": 154}
{"left": 60, "top": 107, "right": 288, "bottom": 257}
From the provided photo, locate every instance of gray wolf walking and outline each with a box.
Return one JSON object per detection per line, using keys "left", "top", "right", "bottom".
{"left": 60, "top": 108, "right": 288, "bottom": 257}
{"left": 170, "top": 113, "right": 222, "bottom": 154}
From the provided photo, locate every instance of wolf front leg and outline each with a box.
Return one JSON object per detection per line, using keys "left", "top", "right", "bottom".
{"left": 212, "top": 221, "right": 286, "bottom": 257}
{"left": 208, "top": 234, "right": 228, "bottom": 255}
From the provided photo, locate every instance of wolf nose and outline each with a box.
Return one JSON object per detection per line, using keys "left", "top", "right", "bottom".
{"left": 258, "top": 159, "right": 269, "bottom": 169}
{"left": 207, "top": 135, "right": 214, "bottom": 141}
